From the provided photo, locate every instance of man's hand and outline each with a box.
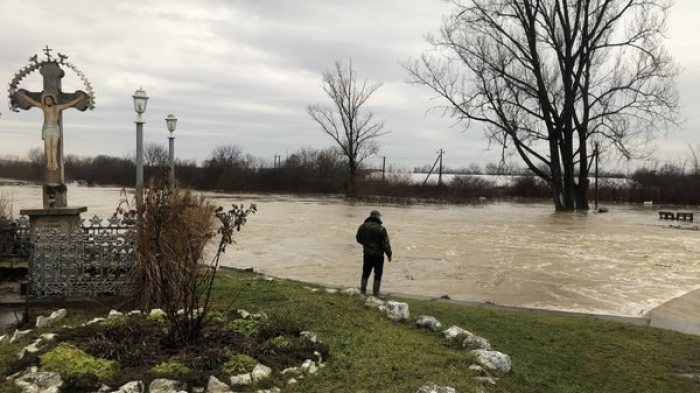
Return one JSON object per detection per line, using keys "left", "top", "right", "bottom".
{"left": 388, "top": 256, "right": 392, "bottom": 262}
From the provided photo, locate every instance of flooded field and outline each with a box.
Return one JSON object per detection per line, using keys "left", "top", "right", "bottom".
{"left": 3, "top": 182, "right": 699, "bottom": 317}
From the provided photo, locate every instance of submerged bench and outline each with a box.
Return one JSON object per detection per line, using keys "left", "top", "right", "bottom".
{"left": 659, "top": 211, "right": 694, "bottom": 222}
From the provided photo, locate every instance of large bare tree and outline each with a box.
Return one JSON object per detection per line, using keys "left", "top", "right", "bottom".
{"left": 406, "top": 0, "right": 679, "bottom": 211}
{"left": 307, "top": 59, "right": 387, "bottom": 197}
{"left": 144, "top": 142, "right": 168, "bottom": 168}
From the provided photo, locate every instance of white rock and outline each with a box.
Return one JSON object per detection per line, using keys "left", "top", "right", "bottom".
{"left": 364, "top": 296, "right": 386, "bottom": 308}
{"left": 18, "top": 338, "right": 43, "bottom": 358}
{"left": 85, "top": 317, "right": 105, "bottom": 325}
{"left": 442, "top": 325, "right": 473, "bottom": 343}
{"left": 313, "top": 350, "right": 323, "bottom": 364}
{"left": 10, "top": 329, "right": 32, "bottom": 343}
{"left": 287, "top": 378, "right": 298, "bottom": 385}
{"left": 14, "top": 372, "right": 63, "bottom": 393}
{"left": 37, "top": 310, "right": 67, "bottom": 327}
{"left": 463, "top": 335, "right": 491, "bottom": 351}
{"left": 35, "top": 316, "right": 50, "bottom": 329}
{"left": 468, "top": 364, "right": 486, "bottom": 375}
{"left": 6, "top": 369, "right": 25, "bottom": 381}
{"left": 238, "top": 309, "right": 251, "bottom": 319}
{"left": 96, "top": 384, "right": 113, "bottom": 393}
{"left": 149, "top": 378, "right": 186, "bottom": 393}
{"left": 414, "top": 381, "right": 458, "bottom": 393}
{"left": 324, "top": 288, "right": 338, "bottom": 294}
{"left": 341, "top": 287, "right": 361, "bottom": 295}
{"left": 471, "top": 350, "right": 512, "bottom": 374}
{"left": 416, "top": 315, "right": 442, "bottom": 331}
{"left": 230, "top": 373, "right": 252, "bottom": 386}
{"left": 257, "top": 387, "right": 281, "bottom": 393}
{"left": 300, "top": 330, "right": 317, "bottom": 343}
{"left": 50, "top": 309, "right": 67, "bottom": 320}
{"left": 0, "top": 334, "right": 9, "bottom": 345}
{"left": 115, "top": 381, "right": 144, "bottom": 393}
{"left": 251, "top": 363, "right": 272, "bottom": 381}
{"left": 40, "top": 333, "right": 57, "bottom": 341}
{"left": 149, "top": 309, "right": 166, "bottom": 318}
{"left": 303, "top": 286, "right": 320, "bottom": 293}
{"left": 301, "top": 359, "right": 317, "bottom": 374}
{"left": 280, "top": 367, "right": 302, "bottom": 376}
{"left": 127, "top": 310, "right": 142, "bottom": 316}
{"left": 473, "top": 376, "right": 498, "bottom": 385}
{"left": 384, "top": 301, "right": 410, "bottom": 322}
{"left": 252, "top": 311, "right": 268, "bottom": 320}
{"left": 108, "top": 309, "right": 124, "bottom": 318}
{"left": 205, "top": 376, "right": 233, "bottom": 393}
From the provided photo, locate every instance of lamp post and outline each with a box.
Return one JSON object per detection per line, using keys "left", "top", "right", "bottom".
{"left": 132, "top": 88, "right": 149, "bottom": 206}
{"left": 165, "top": 114, "right": 177, "bottom": 185}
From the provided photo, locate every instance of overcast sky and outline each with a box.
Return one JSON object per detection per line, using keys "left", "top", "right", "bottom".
{"left": 0, "top": 0, "right": 698, "bottom": 172}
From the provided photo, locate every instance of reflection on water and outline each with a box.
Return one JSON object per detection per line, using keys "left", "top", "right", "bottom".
{"left": 3, "top": 183, "right": 700, "bottom": 317}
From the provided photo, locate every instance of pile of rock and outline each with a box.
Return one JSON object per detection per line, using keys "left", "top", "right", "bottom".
{"left": 3, "top": 308, "right": 325, "bottom": 393}
{"left": 360, "top": 295, "right": 512, "bottom": 391}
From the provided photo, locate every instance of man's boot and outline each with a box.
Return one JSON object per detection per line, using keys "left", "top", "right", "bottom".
{"left": 360, "top": 278, "right": 368, "bottom": 295}
{"left": 373, "top": 279, "right": 382, "bottom": 297}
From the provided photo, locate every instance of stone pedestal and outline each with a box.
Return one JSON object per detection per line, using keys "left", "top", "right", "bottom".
{"left": 20, "top": 206, "right": 88, "bottom": 291}
{"left": 20, "top": 206, "right": 87, "bottom": 242}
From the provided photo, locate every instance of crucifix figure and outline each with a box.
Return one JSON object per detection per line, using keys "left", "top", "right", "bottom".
{"left": 15, "top": 90, "right": 85, "bottom": 171}
{"left": 11, "top": 55, "right": 90, "bottom": 207}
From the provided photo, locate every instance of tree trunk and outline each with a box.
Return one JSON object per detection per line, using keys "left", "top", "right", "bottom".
{"left": 347, "top": 163, "right": 357, "bottom": 198}
{"left": 575, "top": 178, "right": 590, "bottom": 210}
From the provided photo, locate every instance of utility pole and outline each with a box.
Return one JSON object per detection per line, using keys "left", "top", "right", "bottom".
{"left": 422, "top": 149, "right": 446, "bottom": 186}
{"left": 437, "top": 149, "right": 445, "bottom": 186}
{"left": 273, "top": 154, "right": 281, "bottom": 169}
{"left": 382, "top": 156, "right": 386, "bottom": 182}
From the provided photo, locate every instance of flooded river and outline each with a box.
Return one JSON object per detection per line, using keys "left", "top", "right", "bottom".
{"left": 3, "top": 183, "right": 700, "bottom": 317}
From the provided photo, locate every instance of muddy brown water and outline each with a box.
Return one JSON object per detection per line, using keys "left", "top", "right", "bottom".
{"left": 3, "top": 183, "right": 699, "bottom": 317}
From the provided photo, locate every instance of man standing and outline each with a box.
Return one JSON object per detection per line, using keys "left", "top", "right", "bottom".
{"left": 356, "top": 210, "right": 392, "bottom": 297}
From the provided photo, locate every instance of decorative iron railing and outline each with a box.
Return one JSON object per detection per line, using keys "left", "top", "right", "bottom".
{"left": 27, "top": 215, "right": 136, "bottom": 296}
{"left": 0, "top": 216, "right": 31, "bottom": 261}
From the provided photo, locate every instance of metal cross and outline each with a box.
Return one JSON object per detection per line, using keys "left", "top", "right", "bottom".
{"left": 43, "top": 45, "right": 53, "bottom": 60}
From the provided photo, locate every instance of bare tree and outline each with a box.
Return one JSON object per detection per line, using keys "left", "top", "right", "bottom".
{"left": 205, "top": 144, "right": 244, "bottom": 169}
{"left": 405, "top": 0, "right": 679, "bottom": 211}
{"left": 144, "top": 142, "right": 168, "bottom": 168}
{"left": 307, "top": 59, "right": 388, "bottom": 197}
{"left": 27, "top": 147, "right": 44, "bottom": 168}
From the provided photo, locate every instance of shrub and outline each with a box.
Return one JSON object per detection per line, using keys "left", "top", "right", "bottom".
{"left": 225, "top": 319, "right": 261, "bottom": 337}
{"left": 150, "top": 360, "right": 191, "bottom": 377}
{"left": 40, "top": 342, "right": 118, "bottom": 379}
{"left": 222, "top": 354, "right": 257, "bottom": 374}
{"left": 0, "top": 191, "right": 12, "bottom": 219}
{"left": 271, "top": 336, "right": 291, "bottom": 347}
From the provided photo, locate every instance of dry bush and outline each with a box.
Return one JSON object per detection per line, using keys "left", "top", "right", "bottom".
{"left": 0, "top": 191, "right": 13, "bottom": 219}
{"left": 128, "top": 182, "right": 217, "bottom": 314}
{"left": 119, "top": 179, "right": 255, "bottom": 344}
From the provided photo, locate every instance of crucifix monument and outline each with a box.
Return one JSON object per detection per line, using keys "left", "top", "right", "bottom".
{"left": 8, "top": 47, "right": 95, "bottom": 246}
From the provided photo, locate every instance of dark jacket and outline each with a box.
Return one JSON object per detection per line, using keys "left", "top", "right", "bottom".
{"left": 356, "top": 216, "right": 392, "bottom": 258}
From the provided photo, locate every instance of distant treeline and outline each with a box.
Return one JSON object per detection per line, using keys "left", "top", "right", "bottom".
{"left": 1, "top": 144, "right": 699, "bottom": 206}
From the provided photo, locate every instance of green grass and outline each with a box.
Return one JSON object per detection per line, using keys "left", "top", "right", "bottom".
{"left": 2, "top": 271, "right": 700, "bottom": 393}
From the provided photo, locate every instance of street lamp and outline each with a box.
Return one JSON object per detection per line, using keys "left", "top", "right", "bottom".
{"left": 132, "top": 87, "right": 149, "bottom": 206}
{"left": 165, "top": 114, "right": 177, "bottom": 185}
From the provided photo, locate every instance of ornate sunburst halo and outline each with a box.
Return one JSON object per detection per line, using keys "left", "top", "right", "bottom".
{"left": 7, "top": 48, "right": 96, "bottom": 112}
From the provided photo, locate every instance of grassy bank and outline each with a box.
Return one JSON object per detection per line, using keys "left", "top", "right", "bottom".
{"left": 3, "top": 270, "right": 700, "bottom": 392}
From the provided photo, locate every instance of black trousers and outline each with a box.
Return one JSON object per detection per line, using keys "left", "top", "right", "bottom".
{"left": 362, "top": 253, "right": 384, "bottom": 281}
